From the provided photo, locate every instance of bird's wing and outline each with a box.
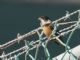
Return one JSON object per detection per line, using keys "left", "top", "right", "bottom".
{"left": 49, "top": 22, "right": 61, "bottom": 36}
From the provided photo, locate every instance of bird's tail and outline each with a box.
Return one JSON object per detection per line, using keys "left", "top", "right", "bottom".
{"left": 54, "top": 37, "right": 70, "bottom": 49}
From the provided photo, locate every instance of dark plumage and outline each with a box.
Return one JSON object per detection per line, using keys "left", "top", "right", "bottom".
{"left": 40, "top": 16, "right": 51, "bottom": 20}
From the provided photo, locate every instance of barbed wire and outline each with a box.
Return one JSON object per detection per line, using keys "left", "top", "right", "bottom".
{"left": 0, "top": 9, "right": 80, "bottom": 60}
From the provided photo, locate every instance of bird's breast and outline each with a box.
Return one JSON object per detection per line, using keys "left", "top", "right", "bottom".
{"left": 43, "top": 26, "right": 52, "bottom": 37}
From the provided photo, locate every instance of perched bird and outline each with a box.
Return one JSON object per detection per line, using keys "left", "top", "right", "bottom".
{"left": 38, "top": 16, "right": 59, "bottom": 38}
{"left": 38, "top": 16, "right": 53, "bottom": 37}
{"left": 38, "top": 16, "right": 70, "bottom": 49}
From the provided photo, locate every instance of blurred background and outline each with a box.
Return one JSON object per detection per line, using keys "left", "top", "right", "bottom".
{"left": 0, "top": 0, "right": 80, "bottom": 60}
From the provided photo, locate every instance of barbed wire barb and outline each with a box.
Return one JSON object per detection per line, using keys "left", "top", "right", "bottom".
{"left": 0, "top": 9, "right": 80, "bottom": 60}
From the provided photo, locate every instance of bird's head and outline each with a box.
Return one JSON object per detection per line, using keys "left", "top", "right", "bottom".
{"left": 38, "top": 16, "right": 51, "bottom": 26}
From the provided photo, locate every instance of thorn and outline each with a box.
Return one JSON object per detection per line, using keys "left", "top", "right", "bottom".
{"left": 2, "top": 51, "right": 5, "bottom": 59}
{"left": 66, "top": 11, "right": 69, "bottom": 14}
{"left": 14, "top": 55, "right": 17, "bottom": 60}
{"left": 2, "top": 51, "right": 5, "bottom": 60}
{"left": 2, "top": 51, "right": 5, "bottom": 56}
{"left": 14, "top": 55, "right": 16, "bottom": 57}
{"left": 17, "top": 33, "right": 21, "bottom": 44}
{"left": 64, "top": 11, "right": 70, "bottom": 21}
{"left": 17, "top": 33, "right": 20, "bottom": 38}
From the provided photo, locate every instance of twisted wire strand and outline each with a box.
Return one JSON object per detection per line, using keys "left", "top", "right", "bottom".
{"left": 0, "top": 10, "right": 79, "bottom": 50}
{"left": 0, "top": 10, "right": 80, "bottom": 60}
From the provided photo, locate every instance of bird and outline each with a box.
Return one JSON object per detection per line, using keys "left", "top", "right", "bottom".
{"left": 38, "top": 16, "right": 70, "bottom": 49}
{"left": 38, "top": 16, "right": 59, "bottom": 38}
